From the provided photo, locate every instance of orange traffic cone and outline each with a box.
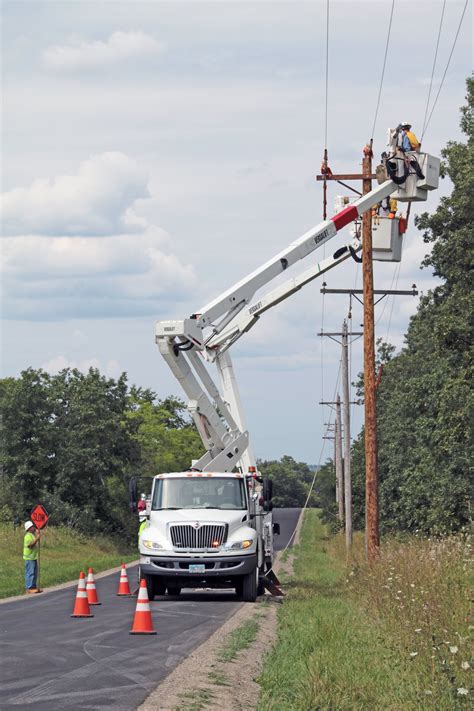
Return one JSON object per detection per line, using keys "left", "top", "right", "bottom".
{"left": 86, "top": 567, "right": 101, "bottom": 605}
{"left": 129, "top": 579, "right": 156, "bottom": 635}
{"left": 117, "top": 564, "right": 132, "bottom": 596}
{"left": 71, "top": 572, "right": 94, "bottom": 617}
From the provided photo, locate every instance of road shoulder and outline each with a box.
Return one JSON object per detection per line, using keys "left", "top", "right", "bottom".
{"left": 139, "top": 510, "right": 304, "bottom": 711}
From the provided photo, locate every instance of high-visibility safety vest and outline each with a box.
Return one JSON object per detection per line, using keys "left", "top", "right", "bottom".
{"left": 405, "top": 130, "right": 420, "bottom": 150}
{"left": 138, "top": 520, "right": 148, "bottom": 545}
{"left": 23, "top": 531, "right": 38, "bottom": 560}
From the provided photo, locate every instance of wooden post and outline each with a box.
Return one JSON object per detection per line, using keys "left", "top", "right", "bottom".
{"left": 341, "top": 320, "right": 352, "bottom": 549}
{"left": 335, "top": 394, "right": 344, "bottom": 522}
{"left": 362, "top": 147, "right": 380, "bottom": 560}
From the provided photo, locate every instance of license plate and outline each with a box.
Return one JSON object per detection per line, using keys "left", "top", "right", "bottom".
{"left": 189, "top": 564, "right": 205, "bottom": 573}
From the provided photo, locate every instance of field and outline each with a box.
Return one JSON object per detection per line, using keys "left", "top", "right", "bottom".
{"left": 0, "top": 524, "right": 136, "bottom": 598}
{"left": 258, "top": 510, "right": 471, "bottom": 710}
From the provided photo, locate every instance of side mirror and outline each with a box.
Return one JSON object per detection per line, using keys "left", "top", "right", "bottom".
{"left": 263, "top": 478, "right": 273, "bottom": 502}
{"left": 273, "top": 522, "right": 280, "bottom": 535}
{"left": 129, "top": 477, "right": 138, "bottom": 514}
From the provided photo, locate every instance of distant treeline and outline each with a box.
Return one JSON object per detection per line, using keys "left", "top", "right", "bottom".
{"left": 0, "top": 369, "right": 314, "bottom": 540}
{"left": 0, "top": 370, "right": 204, "bottom": 538}
{"left": 317, "top": 79, "right": 473, "bottom": 535}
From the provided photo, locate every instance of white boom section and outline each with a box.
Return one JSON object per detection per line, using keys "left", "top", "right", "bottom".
{"left": 156, "top": 157, "right": 439, "bottom": 472}
{"left": 206, "top": 238, "right": 362, "bottom": 358}
{"left": 194, "top": 180, "right": 394, "bottom": 332}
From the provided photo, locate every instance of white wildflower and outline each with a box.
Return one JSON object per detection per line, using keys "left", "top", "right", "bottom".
{"left": 410, "top": 583, "right": 415, "bottom": 588}
{"left": 424, "top": 690, "right": 432, "bottom": 695}
{"left": 457, "top": 688, "right": 469, "bottom": 696}
{"left": 461, "top": 661, "right": 470, "bottom": 670}
{"left": 415, "top": 628, "right": 422, "bottom": 633}
{"left": 450, "top": 645, "right": 459, "bottom": 654}
{"left": 410, "top": 652, "right": 418, "bottom": 657}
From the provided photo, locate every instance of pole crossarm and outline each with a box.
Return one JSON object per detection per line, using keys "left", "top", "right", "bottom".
{"left": 316, "top": 173, "right": 378, "bottom": 181}
{"left": 320, "top": 287, "right": 418, "bottom": 307}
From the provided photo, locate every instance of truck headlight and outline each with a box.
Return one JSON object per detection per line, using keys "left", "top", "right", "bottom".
{"left": 224, "top": 539, "right": 253, "bottom": 550}
{"left": 142, "top": 540, "right": 163, "bottom": 550}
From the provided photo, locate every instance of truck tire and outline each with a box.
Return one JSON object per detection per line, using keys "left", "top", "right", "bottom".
{"left": 154, "top": 580, "right": 167, "bottom": 597}
{"left": 167, "top": 585, "right": 181, "bottom": 596}
{"left": 143, "top": 575, "right": 155, "bottom": 601}
{"left": 240, "top": 568, "right": 258, "bottom": 602}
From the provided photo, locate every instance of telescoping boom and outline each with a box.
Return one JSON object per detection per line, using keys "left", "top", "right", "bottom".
{"left": 156, "top": 153, "right": 439, "bottom": 474}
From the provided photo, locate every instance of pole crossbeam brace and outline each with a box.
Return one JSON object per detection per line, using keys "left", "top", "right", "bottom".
{"left": 316, "top": 173, "right": 378, "bottom": 181}
{"left": 320, "top": 289, "right": 418, "bottom": 295}
{"left": 320, "top": 287, "right": 419, "bottom": 307}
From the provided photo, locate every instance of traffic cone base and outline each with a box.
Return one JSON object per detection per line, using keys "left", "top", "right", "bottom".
{"left": 71, "top": 572, "right": 94, "bottom": 618}
{"left": 129, "top": 580, "right": 156, "bottom": 635}
{"left": 86, "top": 567, "right": 101, "bottom": 605}
{"left": 117, "top": 563, "right": 132, "bottom": 596}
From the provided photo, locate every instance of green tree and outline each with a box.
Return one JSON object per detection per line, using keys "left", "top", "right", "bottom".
{"left": 258, "top": 455, "right": 316, "bottom": 507}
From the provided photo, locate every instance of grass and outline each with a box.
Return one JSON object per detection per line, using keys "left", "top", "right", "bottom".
{"left": 257, "top": 510, "right": 471, "bottom": 711}
{"left": 0, "top": 523, "right": 136, "bottom": 598}
{"left": 217, "top": 615, "right": 261, "bottom": 662}
{"left": 175, "top": 688, "right": 215, "bottom": 711}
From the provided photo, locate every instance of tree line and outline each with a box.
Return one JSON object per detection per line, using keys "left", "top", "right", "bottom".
{"left": 316, "top": 79, "right": 473, "bottom": 535}
{"left": 0, "top": 369, "right": 204, "bottom": 538}
{"left": 0, "top": 368, "right": 312, "bottom": 540}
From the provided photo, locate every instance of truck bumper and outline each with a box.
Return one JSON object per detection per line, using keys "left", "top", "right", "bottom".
{"left": 140, "top": 553, "right": 257, "bottom": 583}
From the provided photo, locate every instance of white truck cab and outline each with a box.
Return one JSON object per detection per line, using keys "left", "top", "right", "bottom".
{"left": 138, "top": 471, "right": 274, "bottom": 602}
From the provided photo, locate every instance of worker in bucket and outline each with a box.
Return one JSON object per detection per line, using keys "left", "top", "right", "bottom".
{"left": 398, "top": 122, "right": 421, "bottom": 152}
{"left": 23, "top": 521, "right": 42, "bottom": 594}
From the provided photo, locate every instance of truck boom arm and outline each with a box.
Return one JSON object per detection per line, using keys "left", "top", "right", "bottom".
{"left": 156, "top": 156, "right": 438, "bottom": 472}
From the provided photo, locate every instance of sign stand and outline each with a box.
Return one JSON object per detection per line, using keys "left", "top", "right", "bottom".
{"left": 30, "top": 504, "right": 49, "bottom": 592}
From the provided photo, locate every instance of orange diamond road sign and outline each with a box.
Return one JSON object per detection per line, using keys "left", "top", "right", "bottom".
{"left": 30, "top": 504, "right": 49, "bottom": 530}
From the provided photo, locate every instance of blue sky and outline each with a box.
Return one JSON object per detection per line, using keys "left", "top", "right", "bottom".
{"left": 1, "top": 0, "right": 471, "bottom": 463}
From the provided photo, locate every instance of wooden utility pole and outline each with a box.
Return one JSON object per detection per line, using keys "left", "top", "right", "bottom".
{"left": 341, "top": 320, "right": 352, "bottom": 549}
{"left": 335, "top": 394, "right": 344, "bottom": 522}
{"left": 362, "top": 146, "right": 380, "bottom": 560}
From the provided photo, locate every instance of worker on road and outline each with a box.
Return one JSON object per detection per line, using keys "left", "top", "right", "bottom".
{"left": 137, "top": 493, "right": 147, "bottom": 512}
{"left": 23, "top": 521, "right": 42, "bottom": 594}
{"left": 398, "top": 122, "right": 421, "bottom": 152}
{"left": 138, "top": 512, "right": 148, "bottom": 548}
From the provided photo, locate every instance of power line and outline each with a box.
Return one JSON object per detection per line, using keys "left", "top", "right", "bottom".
{"left": 324, "top": 0, "right": 330, "bottom": 150}
{"left": 421, "top": 0, "right": 447, "bottom": 137}
{"left": 370, "top": 0, "right": 396, "bottom": 141}
{"left": 422, "top": 0, "right": 469, "bottom": 141}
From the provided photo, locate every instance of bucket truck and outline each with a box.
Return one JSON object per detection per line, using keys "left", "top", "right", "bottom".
{"left": 135, "top": 148, "right": 439, "bottom": 602}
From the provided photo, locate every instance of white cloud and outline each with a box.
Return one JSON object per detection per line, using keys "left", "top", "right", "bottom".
{"left": 42, "top": 355, "right": 123, "bottom": 378}
{"left": 42, "top": 31, "right": 165, "bottom": 72}
{"left": 1, "top": 153, "right": 196, "bottom": 319}
{"left": 1, "top": 152, "right": 149, "bottom": 237}
{"left": 2, "top": 228, "right": 195, "bottom": 319}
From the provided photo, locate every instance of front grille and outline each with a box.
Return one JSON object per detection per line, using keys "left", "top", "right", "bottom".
{"left": 169, "top": 523, "right": 226, "bottom": 551}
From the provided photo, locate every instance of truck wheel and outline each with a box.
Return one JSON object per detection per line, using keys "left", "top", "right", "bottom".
{"left": 143, "top": 575, "right": 155, "bottom": 601}
{"left": 154, "top": 580, "right": 166, "bottom": 596}
{"left": 257, "top": 567, "right": 265, "bottom": 596}
{"left": 167, "top": 585, "right": 181, "bottom": 596}
{"left": 240, "top": 568, "right": 258, "bottom": 602}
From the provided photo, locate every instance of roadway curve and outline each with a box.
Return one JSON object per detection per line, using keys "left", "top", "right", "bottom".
{"left": 0, "top": 508, "right": 300, "bottom": 710}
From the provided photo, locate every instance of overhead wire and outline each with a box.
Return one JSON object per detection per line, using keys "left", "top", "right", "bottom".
{"left": 370, "top": 0, "right": 396, "bottom": 141}
{"left": 280, "top": 358, "right": 343, "bottom": 554}
{"left": 422, "top": 0, "right": 469, "bottom": 141}
{"left": 421, "top": 0, "right": 447, "bottom": 138}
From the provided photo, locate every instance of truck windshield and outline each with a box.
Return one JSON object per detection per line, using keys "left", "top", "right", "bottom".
{"left": 152, "top": 477, "right": 246, "bottom": 510}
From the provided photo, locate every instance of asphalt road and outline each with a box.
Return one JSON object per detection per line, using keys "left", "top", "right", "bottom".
{"left": 0, "top": 508, "right": 300, "bottom": 711}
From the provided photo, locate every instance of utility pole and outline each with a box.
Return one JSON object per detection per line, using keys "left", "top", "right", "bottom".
{"left": 341, "top": 320, "right": 352, "bottom": 549}
{"left": 319, "top": 327, "right": 362, "bottom": 550}
{"left": 335, "top": 394, "right": 344, "bottom": 522}
{"left": 317, "top": 160, "right": 419, "bottom": 561}
{"left": 362, "top": 145, "right": 379, "bottom": 561}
